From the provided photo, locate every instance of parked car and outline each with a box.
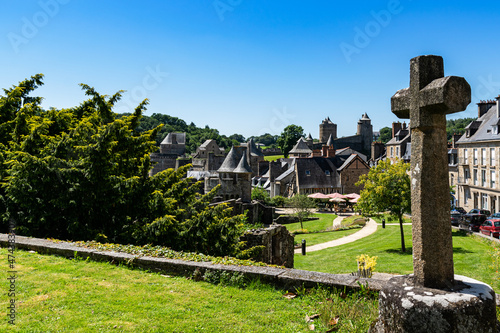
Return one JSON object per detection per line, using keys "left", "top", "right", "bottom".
{"left": 467, "top": 208, "right": 491, "bottom": 216}
{"left": 479, "top": 219, "right": 500, "bottom": 238}
{"left": 450, "top": 211, "right": 462, "bottom": 227}
{"left": 453, "top": 207, "right": 467, "bottom": 215}
{"left": 489, "top": 212, "right": 500, "bottom": 219}
{"left": 461, "top": 214, "right": 488, "bottom": 232}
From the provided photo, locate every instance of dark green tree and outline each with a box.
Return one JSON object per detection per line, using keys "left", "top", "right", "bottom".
{"left": 379, "top": 127, "right": 392, "bottom": 143}
{"left": 276, "top": 125, "right": 305, "bottom": 158}
{"left": 0, "top": 75, "right": 248, "bottom": 257}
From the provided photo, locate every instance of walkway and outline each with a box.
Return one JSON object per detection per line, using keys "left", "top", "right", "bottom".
{"left": 294, "top": 214, "right": 378, "bottom": 254}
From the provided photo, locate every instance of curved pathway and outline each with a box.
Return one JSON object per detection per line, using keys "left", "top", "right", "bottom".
{"left": 294, "top": 215, "right": 378, "bottom": 254}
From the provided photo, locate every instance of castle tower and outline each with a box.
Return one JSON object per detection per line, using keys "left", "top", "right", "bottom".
{"left": 319, "top": 117, "right": 337, "bottom": 143}
{"left": 357, "top": 113, "right": 373, "bottom": 153}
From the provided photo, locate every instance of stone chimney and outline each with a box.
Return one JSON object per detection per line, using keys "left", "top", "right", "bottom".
{"left": 477, "top": 100, "right": 496, "bottom": 118}
{"left": 452, "top": 133, "right": 462, "bottom": 148}
{"left": 497, "top": 95, "right": 500, "bottom": 119}
{"left": 392, "top": 122, "right": 402, "bottom": 138}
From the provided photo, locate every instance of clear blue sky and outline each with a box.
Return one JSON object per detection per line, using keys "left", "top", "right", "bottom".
{"left": 1, "top": 1, "right": 500, "bottom": 139}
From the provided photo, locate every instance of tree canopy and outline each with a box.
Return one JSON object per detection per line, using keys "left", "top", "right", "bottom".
{"left": 379, "top": 127, "right": 392, "bottom": 143}
{"left": 0, "top": 75, "right": 247, "bottom": 257}
{"left": 276, "top": 124, "right": 305, "bottom": 158}
{"left": 356, "top": 159, "right": 411, "bottom": 252}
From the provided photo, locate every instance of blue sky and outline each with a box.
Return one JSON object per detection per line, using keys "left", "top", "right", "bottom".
{"left": 1, "top": 1, "right": 500, "bottom": 139}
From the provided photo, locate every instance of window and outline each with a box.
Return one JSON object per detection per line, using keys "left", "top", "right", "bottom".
{"left": 464, "top": 149, "right": 468, "bottom": 164}
{"left": 305, "top": 170, "right": 311, "bottom": 176}
{"left": 481, "top": 149, "right": 486, "bottom": 165}
{"left": 481, "top": 169, "right": 486, "bottom": 187}
{"left": 464, "top": 188, "right": 470, "bottom": 204}
{"left": 482, "top": 194, "right": 488, "bottom": 210}
{"left": 396, "top": 147, "right": 399, "bottom": 157}
{"left": 473, "top": 149, "right": 478, "bottom": 165}
{"left": 465, "top": 168, "right": 470, "bottom": 182}
{"left": 492, "top": 148, "right": 496, "bottom": 167}
{"left": 491, "top": 170, "right": 496, "bottom": 188}
{"left": 325, "top": 170, "right": 330, "bottom": 176}
{"left": 390, "top": 147, "right": 393, "bottom": 157}
{"left": 450, "top": 174, "right": 454, "bottom": 186}
{"left": 473, "top": 169, "right": 478, "bottom": 185}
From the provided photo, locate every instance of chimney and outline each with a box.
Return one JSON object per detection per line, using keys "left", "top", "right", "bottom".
{"left": 392, "top": 122, "right": 402, "bottom": 138}
{"left": 452, "top": 133, "right": 462, "bottom": 148}
{"left": 477, "top": 100, "right": 496, "bottom": 118}
{"left": 497, "top": 95, "right": 500, "bottom": 119}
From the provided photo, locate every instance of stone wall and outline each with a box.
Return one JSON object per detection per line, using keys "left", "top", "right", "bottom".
{"left": 240, "top": 224, "right": 294, "bottom": 268}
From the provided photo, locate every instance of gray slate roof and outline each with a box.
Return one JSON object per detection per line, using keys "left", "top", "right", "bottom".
{"left": 218, "top": 147, "right": 240, "bottom": 172}
{"left": 233, "top": 153, "right": 252, "bottom": 173}
{"left": 326, "top": 134, "right": 334, "bottom": 147}
{"left": 458, "top": 104, "right": 500, "bottom": 143}
{"left": 289, "top": 137, "right": 313, "bottom": 155}
{"left": 295, "top": 157, "right": 341, "bottom": 189}
{"left": 161, "top": 132, "right": 186, "bottom": 145}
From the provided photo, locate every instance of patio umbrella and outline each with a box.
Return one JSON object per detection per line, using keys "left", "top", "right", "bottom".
{"left": 345, "top": 193, "right": 360, "bottom": 200}
{"left": 327, "top": 192, "right": 348, "bottom": 199}
{"left": 307, "top": 193, "right": 330, "bottom": 199}
{"left": 329, "top": 197, "right": 346, "bottom": 203}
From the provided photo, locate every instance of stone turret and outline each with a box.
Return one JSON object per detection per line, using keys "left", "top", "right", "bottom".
{"left": 319, "top": 117, "right": 337, "bottom": 143}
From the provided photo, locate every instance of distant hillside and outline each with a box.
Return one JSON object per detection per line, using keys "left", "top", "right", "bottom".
{"left": 446, "top": 117, "right": 475, "bottom": 141}
{"left": 119, "top": 113, "right": 244, "bottom": 154}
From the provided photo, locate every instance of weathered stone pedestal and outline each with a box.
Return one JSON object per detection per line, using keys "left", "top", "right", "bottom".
{"left": 371, "top": 275, "right": 497, "bottom": 333}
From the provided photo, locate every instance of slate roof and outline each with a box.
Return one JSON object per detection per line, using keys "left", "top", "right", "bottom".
{"left": 289, "top": 137, "right": 313, "bottom": 155}
{"left": 275, "top": 166, "right": 295, "bottom": 182}
{"left": 326, "top": 134, "right": 334, "bottom": 147}
{"left": 295, "top": 157, "right": 341, "bottom": 189}
{"left": 233, "top": 153, "right": 252, "bottom": 173}
{"left": 246, "top": 138, "right": 264, "bottom": 157}
{"left": 161, "top": 132, "right": 186, "bottom": 145}
{"left": 218, "top": 147, "right": 240, "bottom": 172}
{"left": 458, "top": 104, "right": 500, "bottom": 143}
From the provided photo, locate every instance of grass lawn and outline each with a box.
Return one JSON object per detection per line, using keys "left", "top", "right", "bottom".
{"left": 264, "top": 155, "right": 284, "bottom": 162}
{"left": 296, "top": 228, "right": 361, "bottom": 246}
{"left": 0, "top": 248, "right": 378, "bottom": 332}
{"left": 295, "top": 225, "right": 500, "bottom": 293}
{"left": 284, "top": 213, "right": 337, "bottom": 233}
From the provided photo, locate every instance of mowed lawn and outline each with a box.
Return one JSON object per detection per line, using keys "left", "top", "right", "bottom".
{"left": 295, "top": 225, "right": 500, "bottom": 293}
{"left": 0, "top": 248, "right": 377, "bottom": 332}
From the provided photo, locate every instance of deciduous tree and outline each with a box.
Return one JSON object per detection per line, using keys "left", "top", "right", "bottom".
{"left": 356, "top": 159, "right": 411, "bottom": 252}
{"left": 276, "top": 124, "right": 305, "bottom": 158}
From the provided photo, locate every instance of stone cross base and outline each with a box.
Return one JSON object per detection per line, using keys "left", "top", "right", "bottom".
{"left": 370, "top": 275, "right": 497, "bottom": 333}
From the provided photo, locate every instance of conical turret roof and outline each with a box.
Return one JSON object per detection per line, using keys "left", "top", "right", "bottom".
{"left": 218, "top": 147, "right": 240, "bottom": 172}
{"left": 247, "top": 138, "right": 264, "bottom": 157}
{"left": 233, "top": 153, "right": 252, "bottom": 173}
{"left": 326, "top": 134, "right": 334, "bottom": 147}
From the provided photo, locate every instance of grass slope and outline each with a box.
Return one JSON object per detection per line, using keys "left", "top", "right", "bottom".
{"left": 0, "top": 248, "right": 378, "bottom": 332}
{"left": 295, "top": 226, "right": 500, "bottom": 292}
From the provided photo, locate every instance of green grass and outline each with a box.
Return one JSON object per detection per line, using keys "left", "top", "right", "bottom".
{"left": 296, "top": 228, "right": 361, "bottom": 246}
{"left": 370, "top": 213, "right": 411, "bottom": 224}
{"left": 0, "top": 248, "right": 378, "bottom": 332}
{"left": 285, "top": 213, "right": 337, "bottom": 233}
{"left": 264, "top": 155, "right": 284, "bottom": 162}
{"left": 295, "top": 225, "right": 500, "bottom": 292}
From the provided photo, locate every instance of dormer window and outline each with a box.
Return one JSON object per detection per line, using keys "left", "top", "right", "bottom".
{"left": 305, "top": 170, "right": 311, "bottom": 176}
{"left": 325, "top": 170, "right": 330, "bottom": 176}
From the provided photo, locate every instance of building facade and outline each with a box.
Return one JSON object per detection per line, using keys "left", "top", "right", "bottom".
{"left": 456, "top": 98, "right": 500, "bottom": 212}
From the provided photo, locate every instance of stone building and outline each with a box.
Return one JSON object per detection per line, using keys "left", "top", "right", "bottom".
{"left": 191, "top": 139, "right": 226, "bottom": 172}
{"left": 149, "top": 132, "right": 187, "bottom": 176}
{"left": 385, "top": 122, "right": 411, "bottom": 164}
{"left": 456, "top": 97, "right": 500, "bottom": 212}
{"left": 216, "top": 146, "right": 253, "bottom": 202}
{"left": 315, "top": 114, "right": 373, "bottom": 156}
{"left": 262, "top": 138, "right": 369, "bottom": 197}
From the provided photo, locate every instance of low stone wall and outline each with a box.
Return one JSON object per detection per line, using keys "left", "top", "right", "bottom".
{"left": 0, "top": 234, "right": 387, "bottom": 292}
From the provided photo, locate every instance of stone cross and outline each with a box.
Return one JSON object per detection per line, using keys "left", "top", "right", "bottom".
{"left": 391, "top": 55, "right": 471, "bottom": 289}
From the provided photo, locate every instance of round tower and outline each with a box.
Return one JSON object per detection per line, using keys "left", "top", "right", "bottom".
{"left": 319, "top": 117, "right": 337, "bottom": 143}
{"left": 357, "top": 113, "right": 373, "bottom": 153}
